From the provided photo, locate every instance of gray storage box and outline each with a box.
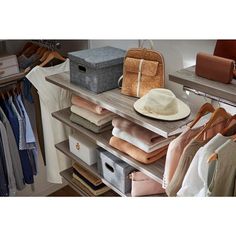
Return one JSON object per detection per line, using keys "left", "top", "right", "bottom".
{"left": 97, "top": 147, "right": 135, "bottom": 194}
{"left": 68, "top": 46, "right": 125, "bottom": 93}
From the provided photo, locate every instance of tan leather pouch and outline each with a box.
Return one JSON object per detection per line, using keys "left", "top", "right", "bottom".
{"left": 195, "top": 52, "right": 234, "bottom": 84}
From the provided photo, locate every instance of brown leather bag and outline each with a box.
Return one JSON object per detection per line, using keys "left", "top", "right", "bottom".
{"left": 214, "top": 40, "right": 236, "bottom": 78}
{"left": 120, "top": 43, "right": 165, "bottom": 98}
{"left": 195, "top": 52, "right": 234, "bottom": 84}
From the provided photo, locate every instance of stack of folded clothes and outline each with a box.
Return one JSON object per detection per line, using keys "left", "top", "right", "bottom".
{"left": 70, "top": 95, "right": 116, "bottom": 133}
{"left": 72, "top": 162, "right": 110, "bottom": 196}
{"left": 109, "top": 117, "right": 175, "bottom": 164}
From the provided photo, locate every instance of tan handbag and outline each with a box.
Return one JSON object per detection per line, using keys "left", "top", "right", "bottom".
{"left": 120, "top": 40, "right": 165, "bottom": 98}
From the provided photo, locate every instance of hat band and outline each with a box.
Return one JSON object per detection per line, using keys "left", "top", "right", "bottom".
{"left": 136, "top": 59, "right": 144, "bottom": 97}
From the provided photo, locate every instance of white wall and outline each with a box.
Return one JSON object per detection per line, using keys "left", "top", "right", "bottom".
{"left": 90, "top": 40, "right": 216, "bottom": 110}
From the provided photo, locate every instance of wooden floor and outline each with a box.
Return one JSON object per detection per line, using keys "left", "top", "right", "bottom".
{"left": 49, "top": 185, "right": 81, "bottom": 197}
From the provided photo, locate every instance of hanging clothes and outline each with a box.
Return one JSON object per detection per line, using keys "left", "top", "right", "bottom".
{"left": 26, "top": 59, "right": 72, "bottom": 184}
{"left": 0, "top": 121, "right": 16, "bottom": 195}
{"left": 166, "top": 118, "right": 228, "bottom": 196}
{"left": 207, "top": 140, "right": 236, "bottom": 196}
{"left": 177, "top": 133, "right": 232, "bottom": 196}
{"left": 0, "top": 98, "right": 34, "bottom": 184}
{"left": 0, "top": 107, "right": 25, "bottom": 190}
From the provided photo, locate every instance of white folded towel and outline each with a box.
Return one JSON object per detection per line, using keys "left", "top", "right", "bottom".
{"left": 112, "top": 127, "right": 174, "bottom": 153}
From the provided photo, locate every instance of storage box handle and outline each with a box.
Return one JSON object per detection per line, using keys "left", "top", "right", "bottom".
{"left": 78, "top": 64, "right": 87, "bottom": 73}
{"left": 0, "top": 70, "right": 5, "bottom": 76}
{"left": 105, "top": 162, "right": 114, "bottom": 173}
{"left": 0, "top": 62, "right": 3, "bottom": 66}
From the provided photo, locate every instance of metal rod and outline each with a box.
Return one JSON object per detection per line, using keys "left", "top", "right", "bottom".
{"left": 183, "top": 86, "right": 236, "bottom": 107}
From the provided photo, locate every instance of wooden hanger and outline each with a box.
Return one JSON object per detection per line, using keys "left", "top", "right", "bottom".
{"left": 17, "top": 42, "right": 33, "bottom": 57}
{"left": 194, "top": 107, "right": 231, "bottom": 141}
{"left": 39, "top": 51, "right": 66, "bottom": 67}
{"left": 39, "top": 47, "right": 48, "bottom": 57}
{"left": 208, "top": 132, "right": 236, "bottom": 162}
{"left": 40, "top": 50, "right": 51, "bottom": 62}
{"left": 24, "top": 44, "right": 39, "bottom": 58}
{"left": 222, "top": 114, "right": 236, "bottom": 135}
{"left": 189, "top": 103, "right": 215, "bottom": 129}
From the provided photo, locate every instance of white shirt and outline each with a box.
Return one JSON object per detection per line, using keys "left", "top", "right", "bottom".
{"left": 26, "top": 59, "right": 72, "bottom": 183}
{"left": 177, "top": 133, "right": 230, "bottom": 197}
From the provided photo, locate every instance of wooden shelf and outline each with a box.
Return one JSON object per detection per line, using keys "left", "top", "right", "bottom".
{"left": 53, "top": 108, "right": 166, "bottom": 184}
{"left": 46, "top": 72, "right": 199, "bottom": 138}
{"left": 0, "top": 71, "right": 25, "bottom": 86}
{"left": 56, "top": 140, "right": 129, "bottom": 197}
{"left": 60, "top": 167, "right": 120, "bottom": 197}
{"left": 169, "top": 66, "right": 236, "bottom": 104}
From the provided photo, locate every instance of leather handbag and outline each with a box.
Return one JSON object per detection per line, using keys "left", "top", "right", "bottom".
{"left": 214, "top": 40, "right": 236, "bottom": 78}
{"left": 195, "top": 52, "right": 235, "bottom": 84}
{"left": 120, "top": 40, "right": 165, "bottom": 98}
{"left": 129, "top": 171, "right": 165, "bottom": 197}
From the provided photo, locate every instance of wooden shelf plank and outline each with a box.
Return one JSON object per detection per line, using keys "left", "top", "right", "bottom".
{"left": 60, "top": 167, "right": 120, "bottom": 197}
{"left": 56, "top": 140, "right": 128, "bottom": 197}
{"left": 53, "top": 108, "right": 166, "bottom": 184}
{"left": 169, "top": 66, "right": 236, "bottom": 104}
{"left": 46, "top": 72, "right": 198, "bottom": 138}
{"left": 0, "top": 71, "right": 25, "bottom": 86}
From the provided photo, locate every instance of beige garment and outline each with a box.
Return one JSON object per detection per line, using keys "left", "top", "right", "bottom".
{"left": 162, "top": 126, "right": 202, "bottom": 188}
{"left": 71, "top": 105, "right": 116, "bottom": 126}
{"left": 166, "top": 119, "right": 228, "bottom": 196}
{"left": 208, "top": 140, "right": 236, "bottom": 196}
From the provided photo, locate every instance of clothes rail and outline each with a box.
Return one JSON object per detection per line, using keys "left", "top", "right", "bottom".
{"left": 183, "top": 86, "right": 236, "bottom": 108}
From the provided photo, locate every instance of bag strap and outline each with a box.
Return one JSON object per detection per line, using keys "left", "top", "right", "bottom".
{"left": 139, "top": 40, "right": 154, "bottom": 50}
{"left": 136, "top": 59, "right": 144, "bottom": 97}
{"left": 118, "top": 75, "right": 123, "bottom": 88}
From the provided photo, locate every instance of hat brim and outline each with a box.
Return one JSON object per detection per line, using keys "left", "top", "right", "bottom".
{"left": 133, "top": 97, "right": 191, "bottom": 121}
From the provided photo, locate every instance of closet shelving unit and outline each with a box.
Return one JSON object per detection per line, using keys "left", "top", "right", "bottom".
{"left": 0, "top": 72, "right": 25, "bottom": 87}
{"left": 46, "top": 71, "right": 199, "bottom": 197}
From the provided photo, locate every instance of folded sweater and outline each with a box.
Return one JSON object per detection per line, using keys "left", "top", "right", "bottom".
{"left": 109, "top": 136, "right": 168, "bottom": 164}
{"left": 112, "top": 117, "right": 161, "bottom": 146}
{"left": 71, "top": 105, "right": 116, "bottom": 126}
{"left": 112, "top": 127, "right": 174, "bottom": 153}
{"left": 71, "top": 95, "right": 108, "bottom": 115}
{"left": 70, "top": 113, "right": 112, "bottom": 134}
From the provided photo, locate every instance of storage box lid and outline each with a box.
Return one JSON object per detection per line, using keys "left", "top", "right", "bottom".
{"left": 68, "top": 46, "right": 126, "bottom": 69}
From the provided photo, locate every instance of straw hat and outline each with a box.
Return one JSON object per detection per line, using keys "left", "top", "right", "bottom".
{"left": 133, "top": 88, "right": 190, "bottom": 121}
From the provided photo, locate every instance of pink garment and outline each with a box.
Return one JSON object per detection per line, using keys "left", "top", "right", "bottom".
{"left": 112, "top": 117, "right": 160, "bottom": 146}
{"left": 163, "top": 118, "right": 228, "bottom": 189}
{"left": 71, "top": 95, "right": 109, "bottom": 115}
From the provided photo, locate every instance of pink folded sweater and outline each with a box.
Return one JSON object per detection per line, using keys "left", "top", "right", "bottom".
{"left": 109, "top": 136, "right": 167, "bottom": 164}
{"left": 71, "top": 95, "right": 109, "bottom": 115}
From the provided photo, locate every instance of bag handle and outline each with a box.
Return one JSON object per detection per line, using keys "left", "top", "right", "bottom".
{"left": 139, "top": 40, "right": 154, "bottom": 50}
{"left": 118, "top": 75, "right": 123, "bottom": 88}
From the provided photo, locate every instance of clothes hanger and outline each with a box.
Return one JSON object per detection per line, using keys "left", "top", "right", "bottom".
{"left": 17, "top": 42, "right": 33, "bottom": 57}
{"left": 194, "top": 107, "right": 231, "bottom": 141}
{"left": 39, "top": 51, "right": 66, "bottom": 67}
{"left": 39, "top": 47, "right": 48, "bottom": 57}
{"left": 39, "top": 50, "right": 51, "bottom": 62}
{"left": 189, "top": 103, "right": 215, "bottom": 129}
{"left": 24, "top": 44, "right": 40, "bottom": 58}
{"left": 208, "top": 132, "right": 236, "bottom": 162}
{"left": 221, "top": 114, "right": 236, "bottom": 135}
